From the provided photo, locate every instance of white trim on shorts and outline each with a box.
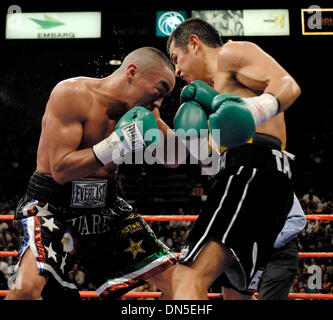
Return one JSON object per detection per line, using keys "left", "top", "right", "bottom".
{"left": 182, "top": 170, "right": 237, "bottom": 262}
{"left": 222, "top": 168, "right": 257, "bottom": 243}
{"left": 183, "top": 166, "right": 257, "bottom": 263}
{"left": 96, "top": 252, "right": 177, "bottom": 296}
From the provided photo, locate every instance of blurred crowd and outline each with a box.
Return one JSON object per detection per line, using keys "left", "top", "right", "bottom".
{"left": 291, "top": 189, "right": 333, "bottom": 295}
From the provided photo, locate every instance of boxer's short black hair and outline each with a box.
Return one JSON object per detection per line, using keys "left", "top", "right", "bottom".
{"left": 167, "top": 18, "right": 223, "bottom": 53}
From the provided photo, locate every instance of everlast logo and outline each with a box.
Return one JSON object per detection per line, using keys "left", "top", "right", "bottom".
{"left": 122, "top": 122, "right": 146, "bottom": 151}
{"left": 71, "top": 180, "right": 107, "bottom": 208}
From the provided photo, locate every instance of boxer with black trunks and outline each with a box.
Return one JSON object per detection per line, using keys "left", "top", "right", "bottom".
{"left": 5, "top": 47, "right": 177, "bottom": 300}
{"left": 167, "top": 18, "right": 304, "bottom": 299}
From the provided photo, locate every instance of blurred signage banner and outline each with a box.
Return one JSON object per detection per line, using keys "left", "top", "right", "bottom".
{"left": 191, "top": 9, "right": 290, "bottom": 36}
{"left": 243, "top": 9, "right": 289, "bottom": 36}
{"left": 156, "top": 11, "right": 187, "bottom": 37}
{"left": 301, "top": 7, "right": 333, "bottom": 35}
{"left": 6, "top": 12, "right": 101, "bottom": 39}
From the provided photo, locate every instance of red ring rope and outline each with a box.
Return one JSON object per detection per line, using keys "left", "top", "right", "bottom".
{"left": 1, "top": 214, "right": 333, "bottom": 221}
{"left": 1, "top": 251, "right": 333, "bottom": 258}
{"left": 0, "top": 290, "right": 332, "bottom": 300}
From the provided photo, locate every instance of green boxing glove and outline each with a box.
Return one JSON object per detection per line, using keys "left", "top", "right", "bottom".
{"left": 173, "top": 101, "right": 210, "bottom": 162}
{"left": 209, "top": 94, "right": 256, "bottom": 148}
{"left": 93, "top": 106, "right": 159, "bottom": 165}
{"left": 174, "top": 101, "right": 208, "bottom": 136}
{"left": 209, "top": 92, "right": 280, "bottom": 148}
{"left": 180, "top": 80, "right": 219, "bottom": 114}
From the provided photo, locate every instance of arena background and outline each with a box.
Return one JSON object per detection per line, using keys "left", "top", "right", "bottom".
{"left": 0, "top": 1, "right": 333, "bottom": 307}
{"left": 0, "top": 1, "right": 332, "bottom": 214}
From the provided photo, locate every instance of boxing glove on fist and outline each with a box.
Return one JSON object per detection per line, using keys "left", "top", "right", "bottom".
{"left": 173, "top": 101, "right": 210, "bottom": 163}
{"left": 180, "top": 80, "right": 280, "bottom": 148}
{"left": 210, "top": 93, "right": 279, "bottom": 148}
{"left": 93, "top": 106, "right": 159, "bottom": 165}
{"left": 209, "top": 94, "right": 256, "bottom": 148}
{"left": 173, "top": 101, "right": 208, "bottom": 136}
{"left": 180, "top": 80, "right": 219, "bottom": 113}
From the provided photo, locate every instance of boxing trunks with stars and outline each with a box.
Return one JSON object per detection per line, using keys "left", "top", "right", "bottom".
{"left": 9, "top": 171, "right": 177, "bottom": 299}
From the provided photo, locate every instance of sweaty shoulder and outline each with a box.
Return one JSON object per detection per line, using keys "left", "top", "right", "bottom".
{"left": 217, "top": 41, "right": 264, "bottom": 72}
{"left": 47, "top": 77, "right": 93, "bottom": 122}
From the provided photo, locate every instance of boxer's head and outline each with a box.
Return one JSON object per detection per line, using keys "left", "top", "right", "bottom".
{"left": 119, "top": 47, "right": 175, "bottom": 111}
{"left": 167, "top": 18, "right": 223, "bottom": 84}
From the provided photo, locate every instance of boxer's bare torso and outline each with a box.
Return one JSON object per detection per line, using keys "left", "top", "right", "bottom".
{"left": 37, "top": 63, "right": 175, "bottom": 184}
{"left": 37, "top": 77, "right": 119, "bottom": 181}
{"left": 213, "top": 71, "right": 287, "bottom": 147}
{"left": 213, "top": 42, "right": 289, "bottom": 148}
{"left": 169, "top": 40, "right": 301, "bottom": 149}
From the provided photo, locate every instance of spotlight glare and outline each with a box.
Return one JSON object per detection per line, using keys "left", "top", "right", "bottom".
{"left": 109, "top": 59, "right": 122, "bottom": 65}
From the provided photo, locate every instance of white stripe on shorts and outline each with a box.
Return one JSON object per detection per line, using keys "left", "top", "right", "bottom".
{"left": 183, "top": 170, "right": 237, "bottom": 262}
{"left": 27, "top": 216, "right": 39, "bottom": 257}
{"left": 222, "top": 168, "right": 257, "bottom": 243}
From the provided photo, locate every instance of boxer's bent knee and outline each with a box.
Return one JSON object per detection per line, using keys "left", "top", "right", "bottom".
{"left": 146, "top": 265, "right": 174, "bottom": 299}
{"left": 191, "top": 241, "right": 234, "bottom": 285}
{"left": 172, "top": 264, "right": 207, "bottom": 299}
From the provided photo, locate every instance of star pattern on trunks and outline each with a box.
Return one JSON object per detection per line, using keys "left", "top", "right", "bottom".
{"left": 41, "top": 217, "right": 59, "bottom": 232}
{"left": 44, "top": 242, "right": 57, "bottom": 263}
{"left": 124, "top": 239, "right": 146, "bottom": 259}
{"left": 36, "top": 203, "right": 53, "bottom": 217}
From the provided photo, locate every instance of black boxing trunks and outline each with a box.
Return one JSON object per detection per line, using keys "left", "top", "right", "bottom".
{"left": 9, "top": 171, "right": 177, "bottom": 298}
{"left": 179, "top": 133, "right": 295, "bottom": 294}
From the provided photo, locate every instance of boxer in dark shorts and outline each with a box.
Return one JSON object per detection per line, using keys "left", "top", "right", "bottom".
{"left": 179, "top": 133, "right": 295, "bottom": 294}
{"left": 5, "top": 46, "right": 177, "bottom": 300}
{"left": 167, "top": 18, "right": 303, "bottom": 299}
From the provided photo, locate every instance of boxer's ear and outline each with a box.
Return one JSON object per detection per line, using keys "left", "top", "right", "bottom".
{"left": 126, "top": 64, "right": 138, "bottom": 81}
{"left": 188, "top": 34, "right": 201, "bottom": 53}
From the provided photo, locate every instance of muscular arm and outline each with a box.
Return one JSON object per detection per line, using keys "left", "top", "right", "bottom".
{"left": 218, "top": 41, "right": 301, "bottom": 112}
{"left": 41, "top": 82, "right": 102, "bottom": 184}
